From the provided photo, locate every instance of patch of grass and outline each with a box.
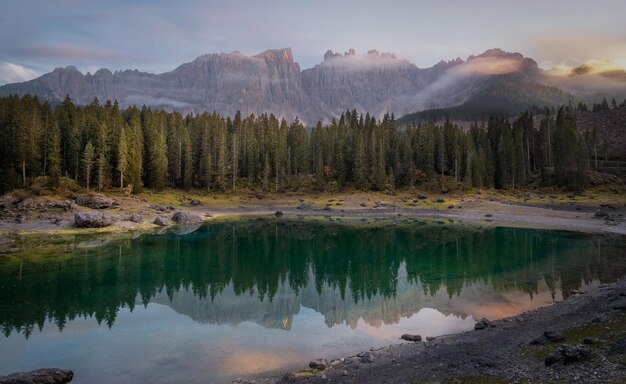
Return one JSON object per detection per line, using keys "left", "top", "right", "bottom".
{"left": 520, "top": 311, "right": 626, "bottom": 365}
{"left": 294, "top": 369, "right": 318, "bottom": 378}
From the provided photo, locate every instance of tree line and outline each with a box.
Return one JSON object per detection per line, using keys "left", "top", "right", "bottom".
{"left": 0, "top": 94, "right": 591, "bottom": 193}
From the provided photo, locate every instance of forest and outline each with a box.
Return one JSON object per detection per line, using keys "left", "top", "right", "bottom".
{"left": 0, "top": 94, "right": 593, "bottom": 194}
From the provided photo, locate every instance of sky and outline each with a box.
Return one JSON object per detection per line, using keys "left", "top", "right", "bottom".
{"left": 1, "top": 0, "right": 625, "bottom": 85}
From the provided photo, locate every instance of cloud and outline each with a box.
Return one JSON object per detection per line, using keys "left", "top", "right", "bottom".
{"left": 4, "top": 44, "right": 134, "bottom": 62}
{"left": 529, "top": 33, "right": 626, "bottom": 68}
{"left": 454, "top": 56, "right": 523, "bottom": 75}
{"left": 0, "top": 62, "right": 39, "bottom": 85}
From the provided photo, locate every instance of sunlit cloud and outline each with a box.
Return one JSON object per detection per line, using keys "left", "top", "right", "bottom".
{"left": 3, "top": 43, "right": 136, "bottom": 63}
{"left": 0, "top": 62, "right": 39, "bottom": 85}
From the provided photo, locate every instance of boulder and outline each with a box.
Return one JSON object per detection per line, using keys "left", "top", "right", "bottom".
{"left": 75, "top": 194, "right": 114, "bottom": 209}
{"left": 153, "top": 216, "right": 169, "bottom": 226}
{"left": 309, "top": 359, "right": 327, "bottom": 370}
{"left": 74, "top": 211, "right": 114, "bottom": 228}
{"left": 531, "top": 330, "right": 565, "bottom": 346}
{"left": 608, "top": 336, "right": 626, "bottom": 356}
{"left": 129, "top": 213, "right": 143, "bottom": 223}
{"left": 544, "top": 352, "right": 561, "bottom": 366}
{"left": 0, "top": 368, "right": 73, "bottom": 384}
{"left": 172, "top": 212, "right": 203, "bottom": 225}
{"left": 559, "top": 344, "right": 591, "bottom": 364}
{"left": 400, "top": 334, "right": 422, "bottom": 342}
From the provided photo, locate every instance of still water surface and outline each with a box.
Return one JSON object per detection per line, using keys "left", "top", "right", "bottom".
{"left": 1, "top": 219, "right": 625, "bottom": 383}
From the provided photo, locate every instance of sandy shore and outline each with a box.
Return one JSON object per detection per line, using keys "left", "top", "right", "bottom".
{"left": 0, "top": 190, "right": 624, "bottom": 238}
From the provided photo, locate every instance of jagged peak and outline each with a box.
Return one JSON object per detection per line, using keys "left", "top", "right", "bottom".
{"left": 52, "top": 65, "right": 80, "bottom": 73}
{"left": 253, "top": 48, "right": 293, "bottom": 61}
{"left": 322, "top": 49, "right": 401, "bottom": 63}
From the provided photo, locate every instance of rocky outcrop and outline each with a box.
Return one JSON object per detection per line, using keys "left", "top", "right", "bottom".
{"left": 74, "top": 211, "right": 115, "bottom": 228}
{"left": 75, "top": 194, "right": 114, "bottom": 209}
{"left": 0, "top": 368, "right": 73, "bottom": 384}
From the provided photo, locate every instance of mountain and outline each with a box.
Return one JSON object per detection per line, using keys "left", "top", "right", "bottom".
{"left": 1, "top": 47, "right": 623, "bottom": 123}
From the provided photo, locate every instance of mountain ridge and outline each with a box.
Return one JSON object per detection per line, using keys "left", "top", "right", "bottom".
{"left": 1, "top": 47, "right": 623, "bottom": 123}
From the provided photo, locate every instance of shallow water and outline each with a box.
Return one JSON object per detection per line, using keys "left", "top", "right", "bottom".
{"left": 1, "top": 219, "right": 625, "bottom": 383}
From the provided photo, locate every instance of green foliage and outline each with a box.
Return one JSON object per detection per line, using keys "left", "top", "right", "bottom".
{"left": 0, "top": 95, "right": 590, "bottom": 193}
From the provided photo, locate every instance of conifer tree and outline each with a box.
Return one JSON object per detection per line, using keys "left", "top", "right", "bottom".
{"left": 83, "top": 141, "right": 95, "bottom": 190}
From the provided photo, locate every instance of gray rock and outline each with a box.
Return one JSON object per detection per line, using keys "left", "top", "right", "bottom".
{"left": 153, "top": 216, "right": 169, "bottom": 226}
{"left": 559, "top": 344, "right": 591, "bottom": 364}
{"left": 531, "top": 330, "right": 565, "bottom": 345}
{"left": 172, "top": 211, "right": 203, "bottom": 225}
{"left": 129, "top": 213, "right": 143, "bottom": 223}
{"left": 309, "top": 359, "right": 327, "bottom": 370}
{"left": 0, "top": 368, "right": 73, "bottom": 384}
{"left": 0, "top": 248, "right": 20, "bottom": 254}
{"left": 275, "top": 211, "right": 284, "bottom": 217}
{"left": 594, "top": 210, "right": 609, "bottom": 218}
{"left": 474, "top": 322, "right": 486, "bottom": 330}
{"left": 75, "top": 194, "right": 114, "bottom": 209}
{"left": 279, "top": 372, "right": 296, "bottom": 384}
{"left": 400, "top": 334, "right": 422, "bottom": 342}
{"left": 436, "top": 197, "right": 445, "bottom": 203}
{"left": 544, "top": 352, "right": 561, "bottom": 366}
{"left": 17, "top": 198, "right": 37, "bottom": 211}
{"left": 583, "top": 337, "right": 601, "bottom": 345}
{"left": 74, "top": 211, "right": 114, "bottom": 228}
{"left": 608, "top": 336, "right": 626, "bottom": 356}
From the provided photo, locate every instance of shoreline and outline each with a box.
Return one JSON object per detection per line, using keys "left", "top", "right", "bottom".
{"left": 1, "top": 189, "right": 625, "bottom": 383}
{"left": 236, "top": 276, "right": 626, "bottom": 384}
{"left": 1, "top": 189, "right": 625, "bottom": 239}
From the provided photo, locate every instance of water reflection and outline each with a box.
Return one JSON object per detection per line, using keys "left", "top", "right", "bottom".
{"left": 1, "top": 220, "right": 624, "bottom": 338}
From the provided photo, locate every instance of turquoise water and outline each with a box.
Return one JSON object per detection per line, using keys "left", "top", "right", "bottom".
{"left": 1, "top": 219, "right": 625, "bottom": 383}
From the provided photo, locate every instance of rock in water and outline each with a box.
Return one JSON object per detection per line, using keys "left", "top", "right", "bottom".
{"left": 400, "top": 334, "right": 422, "bottom": 342}
{"left": 0, "top": 368, "right": 73, "bottom": 384}
{"left": 75, "top": 194, "right": 114, "bottom": 209}
{"left": 172, "top": 212, "right": 203, "bottom": 225}
{"left": 74, "top": 211, "right": 114, "bottom": 228}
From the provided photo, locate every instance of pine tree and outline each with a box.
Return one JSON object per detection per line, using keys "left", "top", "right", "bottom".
{"left": 117, "top": 124, "right": 128, "bottom": 188}
{"left": 83, "top": 141, "right": 95, "bottom": 190}
{"left": 47, "top": 122, "right": 62, "bottom": 186}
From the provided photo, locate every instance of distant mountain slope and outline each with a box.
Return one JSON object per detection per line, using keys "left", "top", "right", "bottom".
{"left": 0, "top": 47, "right": 623, "bottom": 124}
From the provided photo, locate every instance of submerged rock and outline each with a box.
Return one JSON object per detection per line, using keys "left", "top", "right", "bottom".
{"left": 0, "top": 368, "right": 73, "bottom": 384}
{"left": 74, "top": 211, "right": 114, "bottom": 228}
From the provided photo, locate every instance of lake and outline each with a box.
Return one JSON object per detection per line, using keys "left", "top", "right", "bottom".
{"left": 1, "top": 219, "right": 625, "bottom": 383}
